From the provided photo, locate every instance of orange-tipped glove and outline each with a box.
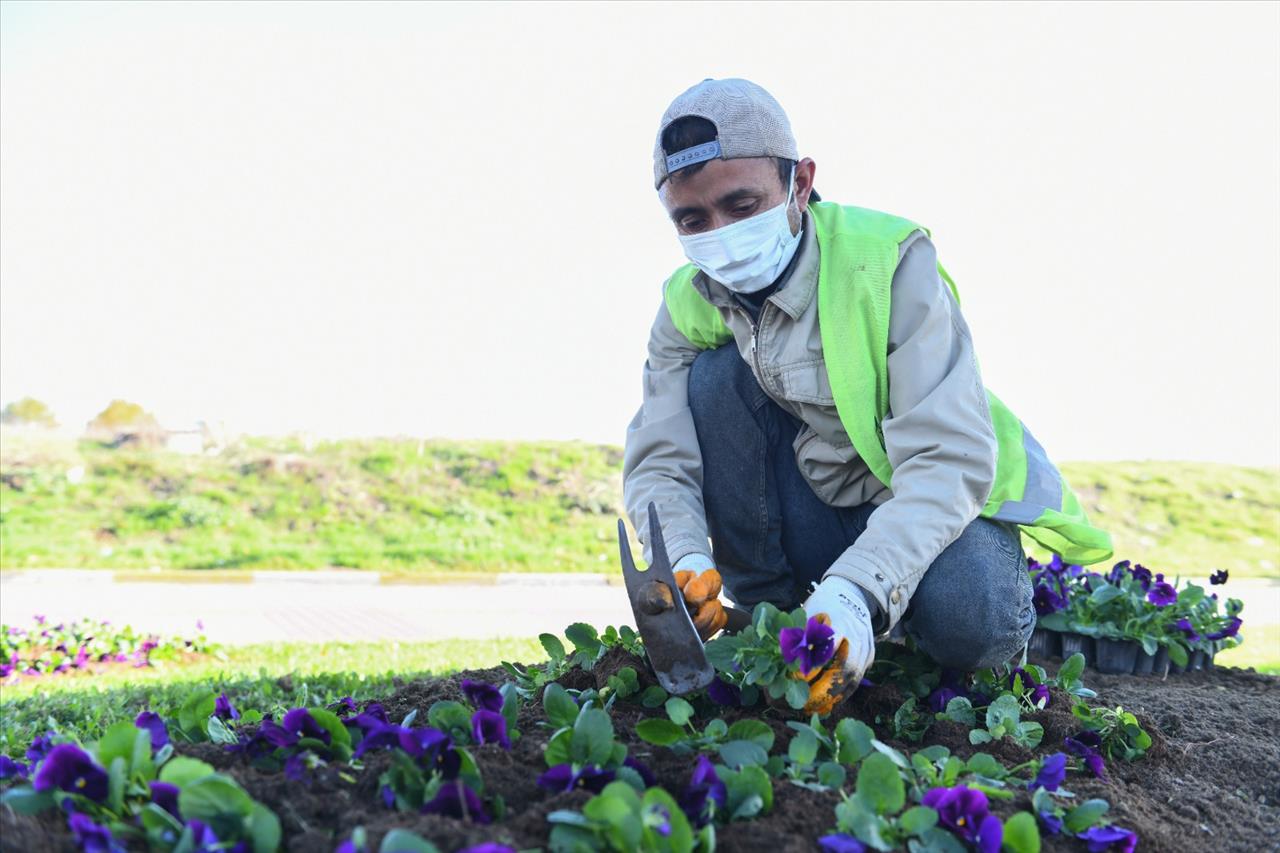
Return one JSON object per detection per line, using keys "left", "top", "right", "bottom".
{"left": 672, "top": 565, "right": 727, "bottom": 641}
{"left": 797, "top": 577, "right": 877, "bottom": 715}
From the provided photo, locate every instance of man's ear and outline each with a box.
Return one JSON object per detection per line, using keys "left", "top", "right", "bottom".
{"left": 795, "top": 157, "right": 817, "bottom": 208}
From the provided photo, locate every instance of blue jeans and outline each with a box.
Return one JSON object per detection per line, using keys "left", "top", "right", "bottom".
{"left": 687, "top": 344, "right": 1034, "bottom": 670}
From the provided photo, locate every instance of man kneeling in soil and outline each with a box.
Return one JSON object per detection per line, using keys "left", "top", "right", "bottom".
{"left": 623, "top": 78, "right": 1111, "bottom": 713}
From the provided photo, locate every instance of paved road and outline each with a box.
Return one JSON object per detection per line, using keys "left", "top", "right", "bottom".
{"left": 1, "top": 571, "right": 1275, "bottom": 646}
{"left": 0, "top": 571, "right": 635, "bottom": 644}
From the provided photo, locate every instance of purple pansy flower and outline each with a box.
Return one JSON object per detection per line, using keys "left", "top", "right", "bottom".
{"left": 281, "top": 708, "right": 330, "bottom": 744}
{"left": 283, "top": 754, "right": 308, "bottom": 783}
{"left": 134, "top": 711, "right": 169, "bottom": 750}
{"left": 679, "top": 755, "right": 726, "bottom": 828}
{"left": 457, "top": 845, "right": 517, "bottom": 853}
{"left": 819, "top": 835, "right": 868, "bottom": 853}
{"left": 32, "top": 744, "right": 109, "bottom": 802}
{"left": 1065, "top": 732, "right": 1106, "bottom": 778}
{"left": 185, "top": 819, "right": 221, "bottom": 848}
{"left": 1171, "top": 619, "right": 1200, "bottom": 641}
{"left": 706, "top": 677, "right": 741, "bottom": 707}
{"left": 421, "top": 780, "right": 489, "bottom": 824}
{"left": 1078, "top": 824, "right": 1139, "bottom": 852}
{"left": 1209, "top": 569, "right": 1228, "bottom": 585}
{"left": 0, "top": 755, "right": 28, "bottom": 780}
{"left": 214, "top": 694, "right": 241, "bottom": 721}
{"left": 149, "top": 781, "right": 181, "bottom": 818}
{"left": 536, "top": 763, "right": 615, "bottom": 793}
{"left": 624, "top": 755, "right": 657, "bottom": 788}
{"left": 1028, "top": 752, "right": 1067, "bottom": 792}
{"left": 922, "top": 785, "right": 1001, "bottom": 852}
{"left": 68, "top": 812, "right": 122, "bottom": 853}
{"left": 26, "top": 733, "right": 55, "bottom": 763}
{"left": 1206, "top": 617, "right": 1242, "bottom": 641}
{"left": 1128, "top": 563, "right": 1152, "bottom": 590}
{"left": 927, "top": 686, "right": 961, "bottom": 713}
{"left": 470, "top": 710, "right": 511, "bottom": 749}
{"left": 1040, "top": 812, "right": 1064, "bottom": 835}
{"left": 1146, "top": 581, "right": 1177, "bottom": 607}
{"left": 1033, "top": 583, "right": 1067, "bottom": 616}
{"left": 380, "top": 784, "right": 396, "bottom": 808}
{"left": 645, "top": 803, "right": 673, "bottom": 837}
{"left": 779, "top": 616, "right": 836, "bottom": 676}
{"left": 461, "top": 679, "right": 505, "bottom": 713}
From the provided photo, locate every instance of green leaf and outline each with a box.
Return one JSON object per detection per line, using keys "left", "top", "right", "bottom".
{"left": 1063, "top": 799, "right": 1110, "bottom": 834}
{"left": 784, "top": 679, "right": 809, "bottom": 709}
{"left": 539, "top": 633, "right": 567, "bottom": 662}
{"left": 704, "top": 718, "right": 729, "bottom": 741}
{"left": 131, "top": 727, "right": 155, "bottom": 781}
{"left": 788, "top": 730, "right": 819, "bottom": 766}
{"left": 178, "top": 691, "right": 217, "bottom": 739}
{"left": 379, "top": 829, "right": 442, "bottom": 853}
{"left": 159, "top": 756, "right": 216, "bottom": 787}
{"left": 308, "top": 708, "right": 351, "bottom": 748}
{"left": 870, "top": 740, "right": 911, "bottom": 770}
{"left": 571, "top": 708, "right": 615, "bottom": 767}
{"left": 665, "top": 697, "right": 695, "bottom": 727}
{"left": 899, "top": 805, "right": 939, "bottom": 835}
{"left": 727, "top": 720, "right": 775, "bottom": 750}
{"left": 206, "top": 716, "right": 239, "bottom": 746}
{"left": 704, "top": 636, "right": 741, "bottom": 671}
{"left": 107, "top": 756, "right": 126, "bottom": 814}
{"left": 500, "top": 683, "right": 520, "bottom": 730}
{"left": 1167, "top": 643, "right": 1189, "bottom": 666}
{"left": 718, "top": 739, "right": 769, "bottom": 769}
{"left": 564, "top": 623, "right": 601, "bottom": 653}
{"left": 943, "top": 697, "right": 976, "bottom": 727}
{"left": 965, "top": 753, "right": 1004, "bottom": 779}
{"left": 178, "top": 774, "right": 255, "bottom": 840}
{"left": 635, "top": 718, "right": 685, "bottom": 746}
{"left": 1014, "top": 721, "right": 1045, "bottom": 749}
{"left": 248, "top": 802, "right": 282, "bottom": 853}
{"left": 139, "top": 802, "right": 185, "bottom": 836}
{"left": 817, "top": 761, "right": 846, "bottom": 789}
{"left": 722, "top": 765, "right": 773, "bottom": 819}
{"left": 855, "top": 752, "right": 905, "bottom": 815}
{"left": 544, "top": 728, "right": 572, "bottom": 767}
{"left": 1089, "top": 585, "right": 1123, "bottom": 606}
{"left": 1057, "top": 653, "right": 1085, "bottom": 685}
{"left": 543, "top": 684, "right": 580, "bottom": 729}
{"left": 0, "top": 787, "right": 54, "bottom": 815}
{"left": 640, "top": 685, "right": 669, "bottom": 708}
{"left": 985, "top": 694, "right": 1021, "bottom": 734}
{"left": 1001, "top": 811, "right": 1041, "bottom": 853}
{"left": 95, "top": 720, "right": 141, "bottom": 770}
{"left": 427, "top": 700, "right": 471, "bottom": 737}
{"left": 835, "top": 718, "right": 875, "bottom": 764}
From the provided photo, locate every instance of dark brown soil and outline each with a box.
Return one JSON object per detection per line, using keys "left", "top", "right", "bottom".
{"left": 4, "top": 657, "right": 1277, "bottom": 853}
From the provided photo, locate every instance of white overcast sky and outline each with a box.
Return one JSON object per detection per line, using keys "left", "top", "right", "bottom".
{"left": 1, "top": 1, "right": 1277, "bottom": 464}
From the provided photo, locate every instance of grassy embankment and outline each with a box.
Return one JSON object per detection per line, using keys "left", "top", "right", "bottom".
{"left": 1, "top": 432, "right": 1276, "bottom": 579}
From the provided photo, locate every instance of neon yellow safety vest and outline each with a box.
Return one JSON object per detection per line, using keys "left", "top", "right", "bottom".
{"left": 662, "top": 201, "right": 1113, "bottom": 565}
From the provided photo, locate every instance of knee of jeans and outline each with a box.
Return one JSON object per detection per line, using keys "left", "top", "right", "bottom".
{"left": 688, "top": 345, "right": 751, "bottom": 421}
{"left": 908, "top": 524, "right": 1034, "bottom": 670}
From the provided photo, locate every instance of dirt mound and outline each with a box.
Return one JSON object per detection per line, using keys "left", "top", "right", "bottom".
{"left": 6, "top": 661, "right": 1277, "bottom": 852}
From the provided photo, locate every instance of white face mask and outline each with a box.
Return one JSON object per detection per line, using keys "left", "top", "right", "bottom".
{"left": 677, "top": 166, "right": 801, "bottom": 294}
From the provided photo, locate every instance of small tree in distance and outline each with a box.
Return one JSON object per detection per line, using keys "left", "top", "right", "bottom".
{"left": 1, "top": 397, "right": 58, "bottom": 428}
{"left": 86, "top": 399, "right": 161, "bottom": 436}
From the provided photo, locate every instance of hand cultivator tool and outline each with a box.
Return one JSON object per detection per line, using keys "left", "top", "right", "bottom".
{"left": 617, "top": 503, "right": 717, "bottom": 695}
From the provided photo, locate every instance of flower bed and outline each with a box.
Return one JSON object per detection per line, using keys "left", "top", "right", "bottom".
{"left": 1, "top": 616, "right": 216, "bottom": 681}
{"left": 1028, "top": 559, "right": 1243, "bottom": 676}
{"left": 2, "top": 606, "right": 1277, "bottom": 852}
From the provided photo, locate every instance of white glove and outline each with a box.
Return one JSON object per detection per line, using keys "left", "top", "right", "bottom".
{"left": 799, "top": 574, "right": 877, "bottom": 714}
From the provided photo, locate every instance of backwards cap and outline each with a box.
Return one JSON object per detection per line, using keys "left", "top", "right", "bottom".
{"left": 653, "top": 78, "right": 798, "bottom": 190}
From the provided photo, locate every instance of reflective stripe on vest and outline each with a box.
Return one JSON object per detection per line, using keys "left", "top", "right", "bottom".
{"left": 662, "top": 201, "right": 1113, "bottom": 565}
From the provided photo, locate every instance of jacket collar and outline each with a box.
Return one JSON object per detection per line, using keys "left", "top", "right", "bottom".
{"left": 689, "top": 210, "right": 819, "bottom": 320}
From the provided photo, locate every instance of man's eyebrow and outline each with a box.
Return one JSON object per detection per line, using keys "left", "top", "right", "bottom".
{"left": 669, "top": 187, "right": 765, "bottom": 223}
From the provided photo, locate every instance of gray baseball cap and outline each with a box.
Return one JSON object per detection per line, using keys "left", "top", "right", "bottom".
{"left": 653, "top": 78, "right": 798, "bottom": 190}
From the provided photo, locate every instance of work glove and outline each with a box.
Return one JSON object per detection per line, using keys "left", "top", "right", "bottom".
{"left": 797, "top": 574, "right": 877, "bottom": 715}
{"left": 673, "top": 554, "right": 727, "bottom": 641}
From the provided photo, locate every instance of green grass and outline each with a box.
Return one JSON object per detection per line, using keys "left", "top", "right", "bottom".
{"left": 1215, "top": 623, "right": 1280, "bottom": 675}
{"left": 1, "top": 431, "right": 1276, "bottom": 579}
{"left": 0, "top": 637, "right": 548, "bottom": 759}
